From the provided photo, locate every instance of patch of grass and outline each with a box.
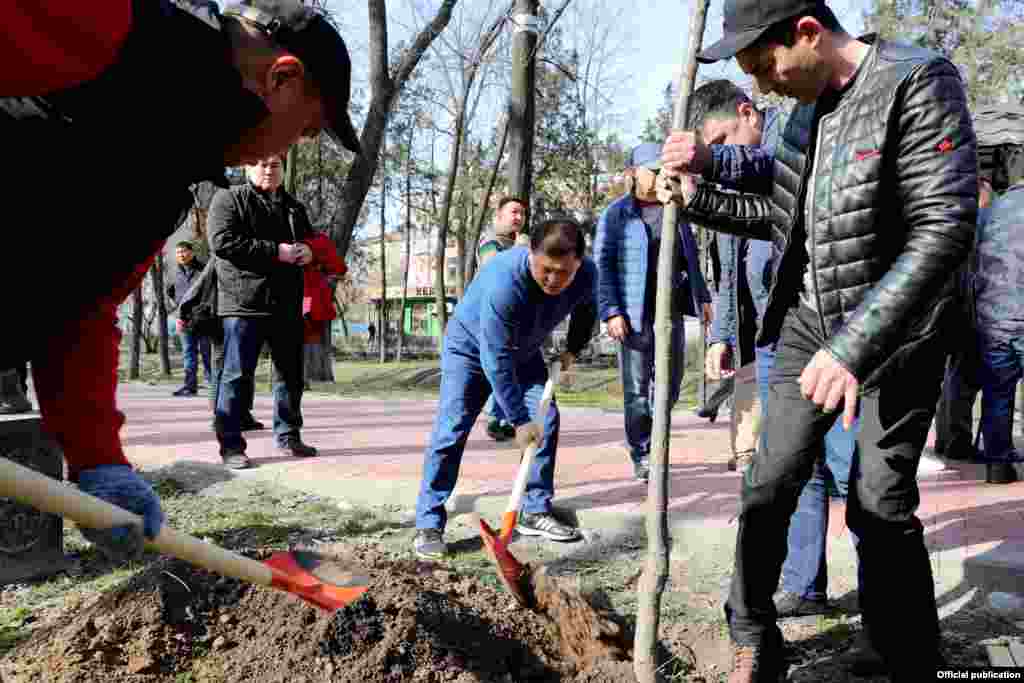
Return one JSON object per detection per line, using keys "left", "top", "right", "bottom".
{"left": 152, "top": 477, "right": 188, "bottom": 498}
{"left": 0, "top": 607, "right": 32, "bottom": 656}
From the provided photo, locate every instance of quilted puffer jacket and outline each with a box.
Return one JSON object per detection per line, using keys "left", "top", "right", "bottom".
{"left": 682, "top": 35, "right": 978, "bottom": 387}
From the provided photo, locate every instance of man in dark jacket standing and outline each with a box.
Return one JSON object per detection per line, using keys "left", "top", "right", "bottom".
{"left": 167, "top": 241, "right": 213, "bottom": 397}
{"left": 662, "top": 1, "right": 976, "bottom": 680}
{"left": 0, "top": 0, "right": 362, "bottom": 562}
{"left": 209, "top": 154, "right": 318, "bottom": 470}
{"left": 594, "top": 143, "right": 711, "bottom": 482}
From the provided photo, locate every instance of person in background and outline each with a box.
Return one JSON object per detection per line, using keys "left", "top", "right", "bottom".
{"left": 594, "top": 142, "right": 712, "bottom": 482}
{"left": 167, "top": 241, "right": 213, "bottom": 397}
{"left": 477, "top": 196, "right": 527, "bottom": 442}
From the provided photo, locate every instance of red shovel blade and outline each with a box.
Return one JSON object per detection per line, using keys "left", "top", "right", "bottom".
{"left": 265, "top": 550, "right": 370, "bottom": 612}
{"left": 478, "top": 516, "right": 533, "bottom": 608}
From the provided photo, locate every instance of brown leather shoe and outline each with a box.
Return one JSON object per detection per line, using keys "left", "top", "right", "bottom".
{"left": 728, "top": 645, "right": 784, "bottom": 683}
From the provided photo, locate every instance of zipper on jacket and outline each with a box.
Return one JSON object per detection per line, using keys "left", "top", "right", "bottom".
{"left": 806, "top": 112, "right": 830, "bottom": 338}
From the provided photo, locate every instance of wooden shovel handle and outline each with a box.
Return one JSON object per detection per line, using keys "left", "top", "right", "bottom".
{"left": 0, "top": 457, "right": 273, "bottom": 587}
{"left": 504, "top": 361, "right": 560, "bottom": 517}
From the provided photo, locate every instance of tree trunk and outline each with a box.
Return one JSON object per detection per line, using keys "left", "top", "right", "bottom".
{"left": 507, "top": 0, "right": 540, "bottom": 226}
{"left": 380, "top": 166, "right": 388, "bottom": 364}
{"left": 152, "top": 255, "right": 172, "bottom": 377}
{"left": 399, "top": 129, "right": 414, "bottom": 363}
{"left": 634, "top": 1, "right": 708, "bottom": 681}
{"left": 465, "top": 119, "right": 509, "bottom": 285}
{"left": 130, "top": 285, "right": 144, "bottom": 380}
{"left": 331, "top": 0, "right": 458, "bottom": 262}
{"left": 434, "top": 95, "right": 468, "bottom": 341}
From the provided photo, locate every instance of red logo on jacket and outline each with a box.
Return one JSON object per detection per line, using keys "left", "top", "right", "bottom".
{"left": 855, "top": 149, "right": 880, "bottom": 162}
{"left": 937, "top": 138, "right": 954, "bottom": 153}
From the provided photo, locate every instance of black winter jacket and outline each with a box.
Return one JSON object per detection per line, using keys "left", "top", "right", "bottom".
{"left": 682, "top": 36, "right": 978, "bottom": 388}
{"left": 208, "top": 183, "right": 313, "bottom": 318}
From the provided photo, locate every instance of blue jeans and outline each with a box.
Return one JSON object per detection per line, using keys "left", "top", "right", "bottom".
{"left": 215, "top": 317, "right": 304, "bottom": 452}
{"left": 617, "top": 324, "right": 685, "bottom": 464}
{"left": 756, "top": 344, "right": 863, "bottom": 602}
{"left": 180, "top": 330, "right": 212, "bottom": 392}
{"left": 416, "top": 346, "right": 558, "bottom": 531}
{"left": 978, "top": 334, "right": 1024, "bottom": 463}
{"left": 483, "top": 394, "right": 507, "bottom": 423}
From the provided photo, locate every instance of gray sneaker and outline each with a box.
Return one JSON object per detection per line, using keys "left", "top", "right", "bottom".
{"left": 413, "top": 529, "right": 446, "bottom": 559}
{"left": 516, "top": 512, "right": 581, "bottom": 542}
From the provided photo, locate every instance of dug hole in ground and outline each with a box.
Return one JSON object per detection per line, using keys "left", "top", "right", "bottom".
{"left": 0, "top": 543, "right": 638, "bottom": 683}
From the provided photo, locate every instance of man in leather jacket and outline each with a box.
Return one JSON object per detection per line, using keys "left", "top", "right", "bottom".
{"left": 661, "top": 1, "right": 976, "bottom": 681}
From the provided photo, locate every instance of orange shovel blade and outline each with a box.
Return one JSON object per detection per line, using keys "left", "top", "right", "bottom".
{"left": 265, "top": 550, "right": 370, "bottom": 612}
{"left": 479, "top": 516, "right": 532, "bottom": 608}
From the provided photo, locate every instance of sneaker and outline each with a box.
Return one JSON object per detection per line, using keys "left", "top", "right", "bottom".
{"left": 837, "top": 630, "right": 886, "bottom": 676}
{"left": 240, "top": 415, "right": 265, "bottom": 432}
{"left": 172, "top": 386, "right": 198, "bottom": 397}
{"left": 220, "top": 449, "right": 251, "bottom": 470}
{"left": 773, "top": 590, "right": 830, "bottom": 618}
{"left": 728, "top": 644, "right": 785, "bottom": 683}
{"left": 500, "top": 421, "right": 516, "bottom": 440}
{"left": 486, "top": 418, "right": 511, "bottom": 441}
{"left": 728, "top": 451, "right": 755, "bottom": 473}
{"left": 276, "top": 439, "right": 318, "bottom": 458}
{"left": 696, "top": 405, "right": 719, "bottom": 423}
{"left": 413, "top": 529, "right": 446, "bottom": 559}
{"left": 633, "top": 457, "right": 650, "bottom": 482}
{"left": 516, "top": 511, "right": 581, "bottom": 542}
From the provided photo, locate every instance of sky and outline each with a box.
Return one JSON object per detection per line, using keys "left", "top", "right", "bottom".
{"left": 323, "top": 0, "right": 869, "bottom": 148}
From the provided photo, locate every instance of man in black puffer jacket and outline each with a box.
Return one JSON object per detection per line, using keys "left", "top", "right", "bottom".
{"left": 661, "top": 1, "right": 976, "bottom": 681}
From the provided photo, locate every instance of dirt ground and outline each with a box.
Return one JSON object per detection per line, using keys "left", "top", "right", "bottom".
{"left": 1, "top": 545, "right": 637, "bottom": 683}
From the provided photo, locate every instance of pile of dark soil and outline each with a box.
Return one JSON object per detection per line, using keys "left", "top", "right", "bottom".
{"left": 1, "top": 545, "right": 635, "bottom": 682}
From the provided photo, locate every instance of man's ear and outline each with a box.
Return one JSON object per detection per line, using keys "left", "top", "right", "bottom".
{"left": 624, "top": 167, "right": 636, "bottom": 179}
{"left": 265, "top": 55, "right": 305, "bottom": 94}
{"left": 794, "top": 16, "right": 824, "bottom": 48}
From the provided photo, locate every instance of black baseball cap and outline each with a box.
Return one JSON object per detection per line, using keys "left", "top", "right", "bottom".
{"left": 697, "top": 0, "right": 823, "bottom": 64}
{"left": 223, "top": 1, "right": 362, "bottom": 154}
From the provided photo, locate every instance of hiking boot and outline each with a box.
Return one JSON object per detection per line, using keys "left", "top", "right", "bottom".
{"left": 276, "top": 439, "right": 318, "bottom": 458}
{"left": 240, "top": 415, "right": 265, "bottom": 432}
{"left": 728, "top": 644, "right": 785, "bottom": 683}
{"left": 728, "top": 451, "right": 755, "bottom": 473}
{"left": 516, "top": 511, "right": 581, "bottom": 542}
{"left": 773, "top": 590, "right": 830, "bottom": 618}
{"left": 837, "top": 629, "right": 886, "bottom": 676}
{"left": 486, "top": 418, "right": 511, "bottom": 441}
{"left": 413, "top": 529, "right": 446, "bottom": 559}
{"left": 220, "top": 449, "right": 251, "bottom": 470}
{"left": 500, "top": 422, "right": 516, "bottom": 440}
{"left": 633, "top": 457, "right": 650, "bottom": 482}
{"left": 987, "top": 462, "right": 1019, "bottom": 484}
{"left": 172, "top": 386, "right": 198, "bottom": 397}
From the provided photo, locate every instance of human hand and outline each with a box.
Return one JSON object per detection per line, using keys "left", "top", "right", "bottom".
{"left": 661, "top": 130, "right": 712, "bottom": 177}
{"left": 277, "top": 243, "right": 299, "bottom": 264}
{"left": 559, "top": 351, "right": 576, "bottom": 372}
{"left": 705, "top": 342, "right": 734, "bottom": 381}
{"left": 606, "top": 315, "right": 631, "bottom": 342}
{"left": 294, "top": 243, "right": 313, "bottom": 266}
{"left": 702, "top": 302, "right": 714, "bottom": 330}
{"left": 77, "top": 465, "right": 164, "bottom": 563}
{"left": 656, "top": 171, "right": 699, "bottom": 206}
{"left": 515, "top": 422, "right": 542, "bottom": 452}
{"left": 799, "top": 349, "right": 860, "bottom": 430}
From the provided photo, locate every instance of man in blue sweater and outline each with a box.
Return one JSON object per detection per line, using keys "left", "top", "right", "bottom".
{"left": 414, "top": 218, "right": 598, "bottom": 559}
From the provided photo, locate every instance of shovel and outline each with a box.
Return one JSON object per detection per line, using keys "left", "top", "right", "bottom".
{"left": 0, "top": 457, "right": 369, "bottom": 612}
{"left": 478, "top": 360, "right": 560, "bottom": 607}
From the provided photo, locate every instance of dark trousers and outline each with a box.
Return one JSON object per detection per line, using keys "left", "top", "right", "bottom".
{"left": 617, "top": 325, "right": 685, "bottom": 463}
{"left": 726, "top": 305, "right": 944, "bottom": 676}
{"left": 215, "top": 316, "right": 304, "bottom": 452}
{"left": 180, "top": 330, "right": 212, "bottom": 392}
{"left": 934, "top": 352, "right": 981, "bottom": 457}
{"left": 978, "top": 333, "right": 1024, "bottom": 463}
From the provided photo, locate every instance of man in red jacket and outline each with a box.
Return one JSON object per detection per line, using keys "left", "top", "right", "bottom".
{"left": 1, "top": 0, "right": 361, "bottom": 562}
